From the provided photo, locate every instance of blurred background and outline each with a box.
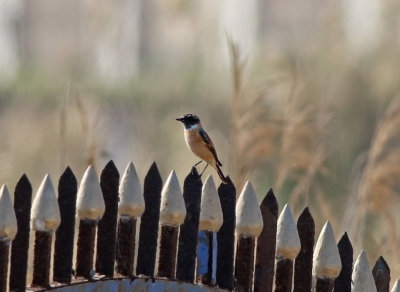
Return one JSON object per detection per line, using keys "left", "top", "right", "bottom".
{"left": 1, "top": 0, "right": 400, "bottom": 280}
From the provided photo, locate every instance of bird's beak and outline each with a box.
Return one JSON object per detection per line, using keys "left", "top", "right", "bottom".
{"left": 176, "top": 116, "right": 184, "bottom": 122}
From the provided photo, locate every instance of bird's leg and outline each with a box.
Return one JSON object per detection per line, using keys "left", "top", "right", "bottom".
{"left": 200, "top": 164, "right": 209, "bottom": 176}
{"left": 194, "top": 160, "right": 203, "bottom": 167}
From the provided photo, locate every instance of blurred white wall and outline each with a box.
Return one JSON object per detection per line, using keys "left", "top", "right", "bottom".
{"left": 343, "top": 0, "right": 382, "bottom": 54}
{"left": 0, "top": 0, "right": 389, "bottom": 83}
{"left": 219, "top": 0, "right": 258, "bottom": 58}
{"left": 82, "top": 0, "right": 141, "bottom": 82}
{"left": 0, "top": 0, "right": 21, "bottom": 80}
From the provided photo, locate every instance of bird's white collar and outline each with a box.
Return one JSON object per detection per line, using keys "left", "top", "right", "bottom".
{"left": 186, "top": 124, "right": 200, "bottom": 130}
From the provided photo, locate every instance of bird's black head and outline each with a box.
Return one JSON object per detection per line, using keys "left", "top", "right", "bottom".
{"left": 176, "top": 114, "right": 201, "bottom": 128}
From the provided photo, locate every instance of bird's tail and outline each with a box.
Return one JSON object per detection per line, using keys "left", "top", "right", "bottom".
{"left": 216, "top": 164, "right": 228, "bottom": 184}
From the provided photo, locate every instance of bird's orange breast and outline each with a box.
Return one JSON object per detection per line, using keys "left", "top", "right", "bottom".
{"left": 184, "top": 129, "right": 216, "bottom": 167}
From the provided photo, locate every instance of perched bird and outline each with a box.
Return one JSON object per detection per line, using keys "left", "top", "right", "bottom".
{"left": 176, "top": 114, "right": 227, "bottom": 183}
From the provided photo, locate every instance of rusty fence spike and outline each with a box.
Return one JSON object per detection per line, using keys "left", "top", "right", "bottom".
{"left": 10, "top": 175, "right": 32, "bottom": 291}
{"left": 216, "top": 176, "right": 236, "bottom": 290}
{"left": 136, "top": 162, "right": 163, "bottom": 277}
{"left": 53, "top": 167, "right": 77, "bottom": 283}
{"left": 294, "top": 207, "right": 315, "bottom": 292}
{"left": 372, "top": 256, "right": 390, "bottom": 292}
{"left": 334, "top": 232, "right": 353, "bottom": 292}
{"left": 254, "top": 188, "right": 278, "bottom": 292}
{"left": 176, "top": 168, "right": 202, "bottom": 282}
{"left": 96, "top": 160, "right": 120, "bottom": 277}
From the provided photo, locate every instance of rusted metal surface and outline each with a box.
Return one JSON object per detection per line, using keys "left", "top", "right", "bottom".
{"left": 275, "top": 258, "right": 294, "bottom": 292}
{"left": 254, "top": 188, "right": 278, "bottom": 292}
{"left": 316, "top": 278, "right": 334, "bottom": 292}
{"left": 176, "top": 168, "right": 202, "bottom": 283}
{"left": 32, "top": 231, "right": 53, "bottom": 288}
{"left": 0, "top": 242, "right": 9, "bottom": 292}
{"left": 10, "top": 174, "right": 32, "bottom": 291}
{"left": 157, "top": 225, "right": 179, "bottom": 279}
{"left": 116, "top": 217, "right": 136, "bottom": 276}
{"left": 235, "top": 236, "right": 256, "bottom": 292}
{"left": 54, "top": 167, "right": 77, "bottom": 283}
{"left": 75, "top": 220, "right": 97, "bottom": 279}
{"left": 96, "top": 160, "right": 120, "bottom": 277}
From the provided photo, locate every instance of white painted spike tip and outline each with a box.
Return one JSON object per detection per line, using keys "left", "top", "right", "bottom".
{"left": 118, "top": 162, "right": 145, "bottom": 218}
{"left": 76, "top": 165, "right": 105, "bottom": 221}
{"left": 0, "top": 185, "right": 17, "bottom": 241}
{"left": 276, "top": 204, "right": 301, "bottom": 260}
{"left": 199, "top": 175, "right": 223, "bottom": 232}
{"left": 313, "top": 222, "right": 342, "bottom": 279}
{"left": 160, "top": 170, "right": 186, "bottom": 226}
{"left": 31, "top": 174, "right": 61, "bottom": 232}
{"left": 352, "top": 250, "right": 377, "bottom": 292}
{"left": 392, "top": 279, "right": 400, "bottom": 292}
{"left": 235, "top": 181, "right": 263, "bottom": 237}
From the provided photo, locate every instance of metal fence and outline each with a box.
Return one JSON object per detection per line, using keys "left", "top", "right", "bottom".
{"left": 0, "top": 160, "right": 397, "bottom": 292}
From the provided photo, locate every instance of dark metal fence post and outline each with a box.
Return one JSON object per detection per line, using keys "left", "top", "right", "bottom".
{"left": 275, "top": 259, "right": 295, "bottom": 292}
{"left": 136, "top": 162, "right": 162, "bottom": 277}
{"left": 116, "top": 162, "right": 145, "bottom": 277}
{"left": 10, "top": 174, "right": 32, "bottom": 292}
{"left": 75, "top": 220, "right": 97, "bottom": 278}
{"left": 0, "top": 242, "right": 10, "bottom": 292}
{"left": 158, "top": 226, "right": 180, "bottom": 278}
{"left": 294, "top": 207, "right": 315, "bottom": 292}
{"left": 372, "top": 256, "right": 390, "bottom": 292}
{"left": 32, "top": 232, "right": 53, "bottom": 287}
{"left": 116, "top": 217, "right": 137, "bottom": 276}
{"left": 235, "top": 181, "right": 263, "bottom": 292}
{"left": 53, "top": 167, "right": 77, "bottom": 283}
{"left": 30, "top": 175, "right": 61, "bottom": 288}
{"left": 75, "top": 166, "right": 105, "bottom": 279}
{"left": 157, "top": 171, "right": 186, "bottom": 279}
{"left": 197, "top": 176, "right": 223, "bottom": 285}
{"left": 176, "top": 167, "right": 202, "bottom": 282}
{"left": 334, "top": 232, "right": 353, "bottom": 292}
{"left": 216, "top": 176, "right": 236, "bottom": 290}
{"left": 236, "top": 236, "right": 256, "bottom": 291}
{"left": 313, "top": 222, "right": 342, "bottom": 292}
{"left": 274, "top": 204, "right": 300, "bottom": 292}
{"left": 0, "top": 185, "right": 17, "bottom": 292}
{"left": 254, "top": 189, "right": 278, "bottom": 292}
{"left": 96, "top": 160, "right": 120, "bottom": 277}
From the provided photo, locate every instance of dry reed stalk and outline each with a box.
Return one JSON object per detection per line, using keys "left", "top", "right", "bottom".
{"left": 74, "top": 94, "right": 103, "bottom": 167}
{"left": 227, "top": 36, "right": 282, "bottom": 192}
{"left": 344, "top": 97, "right": 400, "bottom": 256}
{"left": 274, "top": 65, "right": 332, "bottom": 214}
{"left": 228, "top": 37, "right": 332, "bottom": 216}
{"left": 59, "top": 83, "right": 69, "bottom": 172}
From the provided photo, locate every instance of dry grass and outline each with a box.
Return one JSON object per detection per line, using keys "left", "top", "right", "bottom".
{"left": 344, "top": 97, "right": 400, "bottom": 259}
{"left": 275, "top": 66, "right": 333, "bottom": 217}
{"left": 228, "top": 36, "right": 282, "bottom": 192}
{"left": 73, "top": 93, "right": 105, "bottom": 168}
{"left": 59, "top": 83, "right": 69, "bottom": 173}
{"left": 228, "top": 36, "right": 333, "bottom": 223}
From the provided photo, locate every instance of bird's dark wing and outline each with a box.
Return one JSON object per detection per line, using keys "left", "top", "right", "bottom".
{"left": 199, "top": 128, "right": 222, "bottom": 166}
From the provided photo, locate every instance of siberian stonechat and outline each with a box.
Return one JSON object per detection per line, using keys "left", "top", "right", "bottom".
{"left": 176, "top": 114, "right": 227, "bottom": 183}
